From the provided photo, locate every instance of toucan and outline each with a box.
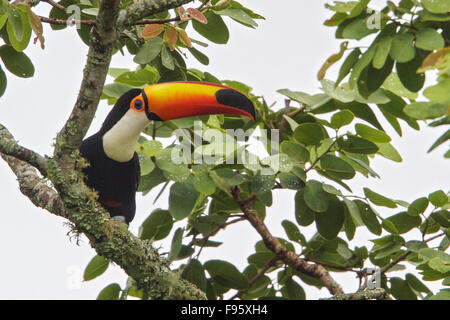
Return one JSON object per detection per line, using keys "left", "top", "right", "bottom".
{"left": 79, "top": 81, "right": 255, "bottom": 224}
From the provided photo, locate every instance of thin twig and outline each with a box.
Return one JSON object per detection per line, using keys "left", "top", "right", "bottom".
{"left": 42, "top": 0, "right": 67, "bottom": 12}
{"left": 39, "top": 15, "right": 95, "bottom": 26}
{"left": 278, "top": 99, "right": 291, "bottom": 138}
{"left": 193, "top": 216, "right": 247, "bottom": 259}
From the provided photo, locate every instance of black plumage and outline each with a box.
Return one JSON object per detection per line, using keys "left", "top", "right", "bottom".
{"left": 79, "top": 89, "right": 141, "bottom": 223}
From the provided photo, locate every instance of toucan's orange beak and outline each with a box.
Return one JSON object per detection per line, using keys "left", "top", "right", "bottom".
{"left": 133, "top": 81, "right": 255, "bottom": 121}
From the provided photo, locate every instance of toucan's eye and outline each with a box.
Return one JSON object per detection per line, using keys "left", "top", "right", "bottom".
{"left": 134, "top": 99, "right": 143, "bottom": 110}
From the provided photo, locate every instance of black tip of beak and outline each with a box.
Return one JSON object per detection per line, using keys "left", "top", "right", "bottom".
{"left": 215, "top": 89, "right": 256, "bottom": 120}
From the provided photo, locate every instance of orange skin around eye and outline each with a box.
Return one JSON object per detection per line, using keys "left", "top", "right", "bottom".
{"left": 130, "top": 95, "right": 145, "bottom": 112}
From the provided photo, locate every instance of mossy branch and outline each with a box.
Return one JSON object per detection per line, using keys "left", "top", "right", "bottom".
{"left": 117, "top": 0, "right": 194, "bottom": 28}
{"left": 1, "top": 0, "right": 207, "bottom": 300}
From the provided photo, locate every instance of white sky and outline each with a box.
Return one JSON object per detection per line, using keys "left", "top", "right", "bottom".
{"left": 0, "top": 0, "right": 448, "bottom": 299}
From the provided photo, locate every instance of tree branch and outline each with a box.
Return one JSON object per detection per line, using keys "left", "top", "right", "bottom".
{"left": 1, "top": 154, "right": 67, "bottom": 217}
{"left": 39, "top": 15, "right": 94, "bottom": 26}
{"left": 231, "top": 186, "right": 344, "bottom": 295}
{"left": 117, "top": 0, "right": 194, "bottom": 28}
{"left": 0, "top": 123, "right": 48, "bottom": 176}
{"left": 322, "top": 288, "right": 389, "bottom": 300}
{"left": 38, "top": 0, "right": 207, "bottom": 299}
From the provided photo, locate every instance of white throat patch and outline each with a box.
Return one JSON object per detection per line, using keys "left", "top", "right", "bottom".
{"left": 102, "top": 109, "right": 150, "bottom": 162}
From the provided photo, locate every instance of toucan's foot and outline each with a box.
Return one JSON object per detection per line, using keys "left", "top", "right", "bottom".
{"left": 111, "top": 216, "right": 127, "bottom": 223}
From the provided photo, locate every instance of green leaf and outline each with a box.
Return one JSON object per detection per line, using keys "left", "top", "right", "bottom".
{"left": 422, "top": 0, "right": 450, "bottom": 13}
{"left": 115, "top": 66, "right": 159, "bottom": 86}
{"left": 321, "top": 79, "right": 355, "bottom": 102}
{"left": 294, "top": 123, "right": 325, "bottom": 146}
{"left": 330, "top": 110, "right": 354, "bottom": 129}
{"left": 281, "top": 220, "right": 305, "bottom": 244}
{"left": 431, "top": 210, "right": 450, "bottom": 228}
{"left": 277, "top": 88, "right": 323, "bottom": 106}
{"left": 375, "top": 142, "right": 402, "bottom": 162}
{"left": 320, "top": 154, "right": 355, "bottom": 180}
{"left": 404, "top": 102, "right": 447, "bottom": 120}
{"left": 304, "top": 180, "right": 330, "bottom": 213}
{"left": 416, "top": 28, "right": 445, "bottom": 51}
{"left": 344, "top": 208, "right": 356, "bottom": 240}
{"left": 341, "top": 101, "right": 384, "bottom": 130}
{"left": 322, "top": 183, "right": 343, "bottom": 196}
{"left": 193, "top": 12, "right": 229, "bottom": 44}
{"left": 0, "top": 45, "right": 34, "bottom": 77}
{"left": 204, "top": 260, "right": 248, "bottom": 290}
{"left": 251, "top": 172, "right": 275, "bottom": 194}
{"left": 396, "top": 53, "right": 425, "bottom": 92}
{"left": 315, "top": 194, "right": 345, "bottom": 240}
{"left": 137, "top": 167, "right": 166, "bottom": 194}
{"left": 419, "top": 248, "right": 450, "bottom": 263}
{"left": 188, "top": 46, "right": 209, "bottom": 65}
{"left": 161, "top": 45, "right": 175, "bottom": 70}
{"left": 0, "top": 65, "right": 6, "bottom": 97}
{"left": 428, "top": 190, "right": 448, "bottom": 207}
{"left": 181, "top": 259, "right": 207, "bottom": 292}
{"left": 344, "top": 198, "right": 364, "bottom": 226}
{"left": 373, "top": 25, "right": 395, "bottom": 69}
{"left": 390, "top": 277, "right": 417, "bottom": 300}
{"left": 281, "top": 278, "right": 306, "bottom": 300}
{"left": 355, "top": 123, "right": 391, "bottom": 143}
{"left": 193, "top": 170, "right": 216, "bottom": 195}
{"left": 138, "top": 154, "right": 155, "bottom": 176}
{"left": 83, "top": 255, "right": 109, "bottom": 281}
{"left": 216, "top": 8, "right": 258, "bottom": 28}
{"left": 390, "top": 32, "right": 415, "bottom": 63}
{"left": 278, "top": 172, "right": 305, "bottom": 190}
{"left": 341, "top": 16, "right": 376, "bottom": 40}
{"left": 295, "top": 190, "right": 315, "bottom": 226}
{"left": 102, "top": 83, "right": 133, "bottom": 98}
{"left": 429, "top": 289, "right": 450, "bottom": 300}
{"left": 364, "top": 57, "right": 395, "bottom": 95}
{"left": 336, "top": 48, "right": 361, "bottom": 86}
{"left": 385, "top": 212, "right": 422, "bottom": 234}
{"left": 424, "top": 78, "right": 450, "bottom": 105}
{"left": 355, "top": 200, "right": 382, "bottom": 235}
{"left": 349, "top": 45, "right": 376, "bottom": 91}
{"left": 133, "top": 37, "right": 164, "bottom": 65}
{"left": 428, "top": 129, "right": 450, "bottom": 153}
{"left": 364, "top": 188, "right": 397, "bottom": 208}
{"left": 381, "top": 72, "right": 418, "bottom": 100}
{"left": 280, "top": 141, "right": 310, "bottom": 163}
{"left": 407, "top": 197, "right": 429, "bottom": 216}
{"left": 155, "top": 148, "right": 190, "bottom": 182}
{"left": 168, "top": 227, "right": 184, "bottom": 261}
{"left": 377, "top": 90, "right": 419, "bottom": 130}
{"left": 169, "top": 181, "right": 199, "bottom": 220}
{"left": 139, "top": 209, "right": 173, "bottom": 240}
{"left": 138, "top": 140, "right": 163, "bottom": 157}
{"left": 337, "top": 135, "right": 379, "bottom": 154}
{"left": 0, "top": 4, "right": 9, "bottom": 31}
{"left": 97, "top": 283, "right": 121, "bottom": 300}
{"left": 6, "top": 5, "right": 31, "bottom": 52}
{"left": 428, "top": 257, "right": 450, "bottom": 274}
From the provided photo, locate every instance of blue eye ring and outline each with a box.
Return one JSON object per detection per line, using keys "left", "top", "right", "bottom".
{"left": 134, "top": 99, "right": 143, "bottom": 110}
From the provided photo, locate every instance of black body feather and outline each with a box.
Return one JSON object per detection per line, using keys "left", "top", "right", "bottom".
{"left": 79, "top": 89, "right": 142, "bottom": 223}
